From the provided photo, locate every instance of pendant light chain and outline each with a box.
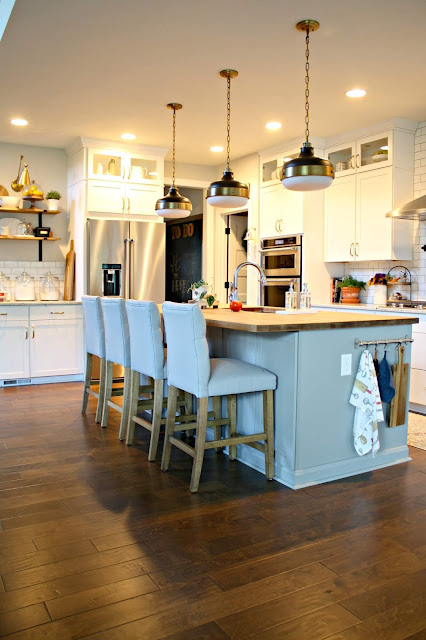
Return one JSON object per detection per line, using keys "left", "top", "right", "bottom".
{"left": 305, "top": 28, "right": 310, "bottom": 143}
{"left": 226, "top": 75, "right": 231, "bottom": 169}
{"left": 172, "top": 107, "right": 176, "bottom": 187}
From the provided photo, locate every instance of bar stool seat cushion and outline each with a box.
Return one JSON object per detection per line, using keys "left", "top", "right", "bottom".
{"left": 101, "top": 298, "right": 130, "bottom": 368}
{"left": 82, "top": 295, "right": 105, "bottom": 359}
{"left": 208, "top": 358, "right": 276, "bottom": 397}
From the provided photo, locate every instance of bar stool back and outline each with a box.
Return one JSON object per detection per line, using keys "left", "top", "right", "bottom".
{"left": 100, "top": 297, "right": 132, "bottom": 438}
{"left": 81, "top": 295, "right": 106, "bottom": 422}
{"left": 126, "top": 300, "right": 166, "bottom": 457}
{"left": 161, "top": 302, "right": 276, "bottom": 492}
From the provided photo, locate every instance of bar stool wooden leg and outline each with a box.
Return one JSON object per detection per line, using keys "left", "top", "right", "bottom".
{"left": 161, "top": 385, "right": 178, "bottom": 472}
{"left": 95, "top": 357, "right": 107, "bottom": 423}
{"left": 81, "top": 352, "right": 93, "bottom": 414}
{"left": 263, "top": 389, "right": 275, "bottom": 480}
{"left": 119, "top": 367, "right": 132, "bottom": 441}
{"left": 101, "top": 361, "right": 113, "bottom": 427}
{"left": 190, "top": 397, "right": 208, "bottom": 493}
{"left": 125, "top": 369, "right": 140, "bottom": 445}
{"left": 148, "top": 378, "right": 164, "bottom": 461}
{"left": 227, "top": 394, "right": 237, "bottom": 460}
{"left": 212, "top": 396, "right": 223, "bottom": 452}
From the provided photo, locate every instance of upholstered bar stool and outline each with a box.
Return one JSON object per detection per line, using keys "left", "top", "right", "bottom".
{"left": 125, "top": 300, "right": 192, "bottom": 457}
{"left": 161, "top": 302, "right": 277, "bottom": 492}
{"left": 100, "top": 298, "right": 152, "bottom": 439}
{"left": 81, "top": 295, "right": 106, "bottom": 423}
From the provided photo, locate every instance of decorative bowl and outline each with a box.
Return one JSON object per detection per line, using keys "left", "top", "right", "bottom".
{"left": 0, "top": 196, "right": 21, "bottom": 208}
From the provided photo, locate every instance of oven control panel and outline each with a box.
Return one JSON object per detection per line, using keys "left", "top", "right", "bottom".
{"left": 261, "top": 235, "right": 302, "bottom": 249}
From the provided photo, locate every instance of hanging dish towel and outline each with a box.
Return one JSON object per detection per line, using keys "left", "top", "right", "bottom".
{"left": 378, "top": 351, "right": 396, "bottom": 403}
{"left": 350, "top": 350, "right": 384, "bottom": 457}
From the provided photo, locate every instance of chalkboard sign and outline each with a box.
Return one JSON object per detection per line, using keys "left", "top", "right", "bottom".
{"left": 165, "top": 215, "right": 203, "bottom": 302}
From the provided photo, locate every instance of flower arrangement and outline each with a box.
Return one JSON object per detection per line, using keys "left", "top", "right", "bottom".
{"left": 367, "top": 273, "right": 389, "bottom": 286}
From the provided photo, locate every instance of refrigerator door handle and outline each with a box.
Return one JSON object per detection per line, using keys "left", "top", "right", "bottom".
{"left": 128, "top": 238, "right": 135, "bottom": 299}
{"left": 123, "top": 238, "right": 129, "bottom": 299}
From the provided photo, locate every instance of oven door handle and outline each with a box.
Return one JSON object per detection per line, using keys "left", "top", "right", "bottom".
{"left": 260, "top": 246, "right": 300, "bottom": 253}
{"left": 263, "top": 278, "right": 299, "bottom": 285}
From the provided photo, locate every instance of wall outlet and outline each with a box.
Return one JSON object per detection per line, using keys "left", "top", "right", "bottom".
{"left": 341, "top": 354, "right": 352, "bottom": 376}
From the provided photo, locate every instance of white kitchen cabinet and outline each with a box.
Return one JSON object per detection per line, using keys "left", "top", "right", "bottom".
{"left": 87, "top": 180, "right": 126, "bottom": 214}
{"left": 326, "top": 131, "right": 392, "bottom": 177}
{"left": 324, "top": 167, "right": 413, "bottom": 262}
{"left": 260, "top": 183, "right": 303, "bottom": 238}
{"left": 88, "top": 148, "right": 163, "bottom": 186}
{"left": 0, "top": 321, "right": 30, "bottom": 379}
{"left": 126, "top": 184, "right": 162, "bottom": 215}
{"left": 30, "top": 319, "right": 83, "bottom": 377}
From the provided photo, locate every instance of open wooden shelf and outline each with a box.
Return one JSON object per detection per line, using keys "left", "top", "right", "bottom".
{"left": 0, "top": 235, "right": 61, "bottom": 241}
{"left": 0, "top": 207, "right": 61, "bottom": 215}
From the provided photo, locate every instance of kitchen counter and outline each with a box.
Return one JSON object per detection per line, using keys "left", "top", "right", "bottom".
{"left": 203, "top": 307, "right": 418, "bottom": 332}
{"left": 205, "top": 307, "right": 415, "bottom": 489}
{"left": 315, "top": 302, "right": 426, "bottom": 315}
{"left": 0, "top": 300, "right": 81, "bottom": 305}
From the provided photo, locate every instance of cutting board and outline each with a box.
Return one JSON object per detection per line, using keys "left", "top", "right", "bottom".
{"left": 389, "top": 344, "right": 409, "bottom": 428}
{"left": 63, "top": 240, "right": 75, "bottom": 301}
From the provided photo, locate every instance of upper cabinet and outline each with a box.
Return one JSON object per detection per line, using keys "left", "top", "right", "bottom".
{"left": 261, "top": 149, "right": 300, "bottom": 188}
{"left": 326, "top": 131, "right": 393, "bottom": 177}
{"left": 87, "top": 148, "right": 163, "bottom": 185}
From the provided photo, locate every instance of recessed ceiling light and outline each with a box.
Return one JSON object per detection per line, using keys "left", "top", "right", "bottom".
{"left": 121, "top": 133, "right": 136, "bottom": 140}
{"left": 345, "top": 89, "right": 367, "bottom": 98}
{"left": 11, "top": 118, "right": 28, "bottom": 126}
{"left": 266, "top": 122, "right": 282, "bottom": 130}
{"left": 210, "top": 146, "right": 224, "bottom": 152}
{"left": 381, "top": 145, "right": 389, "bottom": 151}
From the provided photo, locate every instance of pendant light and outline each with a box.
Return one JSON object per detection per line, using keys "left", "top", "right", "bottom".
{"left": 156, "top": 103, "right": 192, "bottom": 218}
{"left": 281, "top": 20, "right": 334, "bottom": 192}
{"left": 207, "top": 70, "right": 249, "bottom": 208}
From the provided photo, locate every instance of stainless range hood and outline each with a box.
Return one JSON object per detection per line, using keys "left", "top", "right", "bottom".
{"left": 386, "top": 195, "right": 426, "bottom": 221}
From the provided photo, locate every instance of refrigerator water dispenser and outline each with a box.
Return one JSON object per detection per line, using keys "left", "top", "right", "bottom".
{"left": 102, "top": 264, "right": 121, "bottom": 296}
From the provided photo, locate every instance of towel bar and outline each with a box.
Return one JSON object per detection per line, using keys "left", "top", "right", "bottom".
{"left": 354, "top": 336, "right": 414, "bottom": 349}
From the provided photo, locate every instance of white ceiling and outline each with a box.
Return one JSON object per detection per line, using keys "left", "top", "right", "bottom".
{"left": 0, "top": 0, "right": 425, "bottom": 165}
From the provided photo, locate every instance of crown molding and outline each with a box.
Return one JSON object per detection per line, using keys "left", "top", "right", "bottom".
{"left": 65, "top": 136, "right": 169, "bottom": 157}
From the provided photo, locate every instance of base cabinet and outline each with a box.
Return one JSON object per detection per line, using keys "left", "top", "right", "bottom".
{"left": 0, "top": 305, "right": 83, "bottom": 383}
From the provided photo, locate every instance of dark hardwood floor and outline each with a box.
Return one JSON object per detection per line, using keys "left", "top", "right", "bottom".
{"left": 0, "top": 382, "right": 425, "bottom": 639}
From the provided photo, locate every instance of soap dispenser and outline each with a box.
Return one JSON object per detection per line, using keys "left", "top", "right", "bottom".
{"left": 285, "top": 281, "right": 298, "bottom": 310}
{"left": 300, "top": 283, "right": 311, "bottom": 310}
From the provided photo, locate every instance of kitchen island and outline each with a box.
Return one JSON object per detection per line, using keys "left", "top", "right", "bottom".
{"left": 203, "top": 308, "right": 418, "bottom": 489}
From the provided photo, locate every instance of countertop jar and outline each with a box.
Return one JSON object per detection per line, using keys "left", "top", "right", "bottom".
{"left": 39, "top": 272, "right": 60, "bottom": 301}
{"left": 15, "top": 271, "right": 36, "bottom": 301}
{"left": 0, "top": 272, "right": 11, "bottom": 301}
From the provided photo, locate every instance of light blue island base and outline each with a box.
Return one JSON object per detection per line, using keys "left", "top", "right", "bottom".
{"left": 207, "top": 323, "right": 413, "bottom": 489}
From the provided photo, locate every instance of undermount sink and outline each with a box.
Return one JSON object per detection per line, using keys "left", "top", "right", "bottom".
{"left": 240, "top": 306, "right": 278, "bottom": 313}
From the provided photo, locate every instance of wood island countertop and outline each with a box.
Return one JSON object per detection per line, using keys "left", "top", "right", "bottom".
{"left": 201, "top": 308, "right": 419, "bottom": 333}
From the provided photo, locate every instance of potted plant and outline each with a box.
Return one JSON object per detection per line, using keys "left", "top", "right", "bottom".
{"left": 368, "top": 273, "right": 389, "bottom": 305}
{"left": 188, "top": 279, "right": 209, "bottom": 302}
{"left": 336, "top": 275, "right": 366, "bottom": 304}
{"left": 46, "top": 190, "right": 61, "bottom": 212}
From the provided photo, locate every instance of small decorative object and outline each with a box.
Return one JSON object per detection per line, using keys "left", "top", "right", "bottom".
{"left": 17, "top": 221, "right": 33, "bottom": 236}
{"left": 0, "top": 195, "right": 21, "bottom": 208}
{"left": 64, "top": 240, "right": 76, "bottom": 301}
{"left": 11, "top": 155, "right": 31, "bottom": 192}
{"left": 34, "top": 226, "right": 50, "bottom": 237}
{"left": 97, "top": 162, "right": 103, "bottom": 175}
{"left": 0, "top": 226, "right": 10, "bottom": 236}
{"left": 368, "top": 273, "right": 389, "bottom": 305}
{"left": 230, "top": 300, "right": 242, "bottom": 312}
{"left": 335, "top": 161, "right": 348, "bottom": 172}
{"left": 22, "top": 180, "right": 44, "bottom": 208}
{"left": 39, "top": 272, "right": 60, "bottom": 301}
{"left": 337, "top": 275, "right": 366, "bottom": 304}
{"left": 372, "top": 149, "right": 388, "bottom": 162}
{"left": 188, "top": 279, "right": 209, "bottom": 302}
{"left": 206, "top": 294, "right": 215, "bottom": 308}
{"left": 46, "top": 190, "right": 61, "bottom": 211}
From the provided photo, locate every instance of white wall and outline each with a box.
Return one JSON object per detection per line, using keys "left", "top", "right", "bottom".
{"left": 0, "top": 142, "right": 69, "bottom": 262}
{"left": 344, "top": 122, "right": 426, "bottom": 302}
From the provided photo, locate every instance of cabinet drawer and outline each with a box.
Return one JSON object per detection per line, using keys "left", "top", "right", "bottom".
{"left": 30, "top": 305, "right": 83, "bottom": 321}
{"left": 0, "top": 306, "right": 29, "bottom": 321}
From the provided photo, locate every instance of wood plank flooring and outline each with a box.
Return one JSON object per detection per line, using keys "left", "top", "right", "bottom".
{"left": 0, "top": 382, "right": 425, "bottom": 639}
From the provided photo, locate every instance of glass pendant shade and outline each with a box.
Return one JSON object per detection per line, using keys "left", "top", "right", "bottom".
{"left": 155, "top": 185, "right": 192, "bottom": 218}
{"left": 282, "top": 143, "right": 334, "bottom": 192}
{"left": 156, "top": 103, "right": 192, "bottom": 219}
{"left": 207, "top": 168, "right": 249, "bottom": 208}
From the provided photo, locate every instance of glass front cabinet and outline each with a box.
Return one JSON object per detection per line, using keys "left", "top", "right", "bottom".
{"left": 87, "top": 148, "right": 163, "bottom": 185}
{"left": 326, "top": 131, "right": 393, "bottom": 176}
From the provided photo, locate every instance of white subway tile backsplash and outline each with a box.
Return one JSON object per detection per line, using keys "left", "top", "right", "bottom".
{"left": 0, "top": 261, "right": 65, "bottom": 300}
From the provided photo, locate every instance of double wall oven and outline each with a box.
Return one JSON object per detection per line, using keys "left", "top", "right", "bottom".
{"left": 260, "top": 235, "right": 302, "bottom": 307}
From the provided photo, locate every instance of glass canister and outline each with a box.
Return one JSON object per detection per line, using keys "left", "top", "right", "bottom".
{"left": 15, "top": 271, "right": 35, "bottom": 301}
{"left": 0, "top": 272, "right": 11, "bottom": 302}
{"left": 17, "top": 221, "right": 33, "bottom": 236}
{"left": 39, "top": 272, "right": 60, "bottom": 301}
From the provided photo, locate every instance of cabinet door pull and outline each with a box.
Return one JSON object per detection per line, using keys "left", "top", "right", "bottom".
{"left": 356, "top": 154, "right": 360, "bottom": 168}
{"left": 348, "top": 155, "right": 354, "bottom": 169}
{"left": 279, "top": 219, "right": 283, "bottom": 232}
{"left": 32, "top": 325, "right": 35, "bottom": 339}
{"left": 0, "top": 313, "right": 7, "bottom": 316}
{"left": 25, "top": 326, "right": 28, "bottom": 339}
{"left": 350, "top": 243, "right": 354, "bottom": 256}
{"left": 127, "top": 197, "right": 131, "bottom": 212}
{"left": 275, "top": 220, "right": 279, "bottom": 232}
{"left": 122, "top": 196, "right": 125, "bottom": 212}
{"left": 355, "top": 242, "right": 359, "bottom": 256}
{"left": 50, "top": 311, "right": 64, "bottom": 314}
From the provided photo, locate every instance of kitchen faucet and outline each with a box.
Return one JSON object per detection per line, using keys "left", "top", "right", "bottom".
{"left": 229, "top": 262, "right": 267, "bottom": 302}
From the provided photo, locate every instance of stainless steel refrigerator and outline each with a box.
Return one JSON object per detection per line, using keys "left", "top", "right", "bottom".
{"left": 87, "top": 219, "right": 165, "bottom": 302}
